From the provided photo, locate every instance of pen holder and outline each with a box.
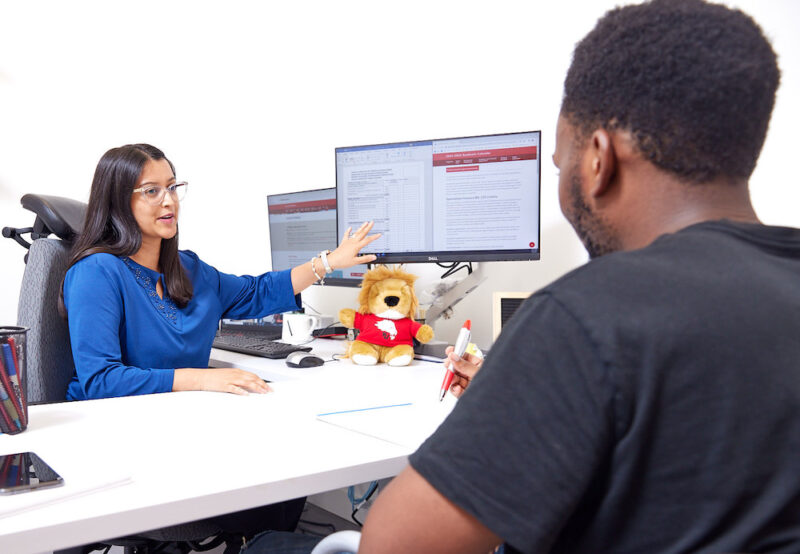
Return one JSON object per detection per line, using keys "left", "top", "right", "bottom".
{"left": 0, "top": 326, "right": 28, "bottom": 435}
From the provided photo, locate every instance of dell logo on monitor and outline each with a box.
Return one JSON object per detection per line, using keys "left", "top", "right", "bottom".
{"left": 428, "top": 256, "right": 439, "bottom": 261}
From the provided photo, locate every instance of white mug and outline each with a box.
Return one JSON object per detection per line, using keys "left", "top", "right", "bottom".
{"left": 282, "top": 313, "right": 321, "bottom": 344}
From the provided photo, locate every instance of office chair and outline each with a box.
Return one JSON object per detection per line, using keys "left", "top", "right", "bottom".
{"left": 4, "top": 194, "right": 85, "bottom": 404}
{"left": 4, "top": 194, "right": 229, "bottom": 554}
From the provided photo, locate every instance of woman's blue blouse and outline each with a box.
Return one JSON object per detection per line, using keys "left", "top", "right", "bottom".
{"left": 63, "top": 251, "right": 300, "bottom": 400}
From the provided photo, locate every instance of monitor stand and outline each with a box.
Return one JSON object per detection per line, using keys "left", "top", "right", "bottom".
{"left": 415, "top": 263, "right": 486, "bottom": 361}
{"left": 422, "top": 263, "right": 486, "bottom": 325}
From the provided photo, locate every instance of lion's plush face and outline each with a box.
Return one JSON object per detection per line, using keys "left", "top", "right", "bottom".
{"left": 357, "top": 266, "right": 419, "bottom": 320}
{"left": 367, "top": 278, "right": 415, "bottom": 320}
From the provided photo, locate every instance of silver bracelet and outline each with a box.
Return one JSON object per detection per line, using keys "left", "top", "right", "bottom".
{"left": 310, "top": 256, "right": 324, "bottom": 284}
{"left": 320, "top": 250, "right": 333, "bottom": 274}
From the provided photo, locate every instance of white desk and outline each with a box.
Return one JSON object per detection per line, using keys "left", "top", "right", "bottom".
{"left": 0, "top": 339, "right": 453, "bottom": 553}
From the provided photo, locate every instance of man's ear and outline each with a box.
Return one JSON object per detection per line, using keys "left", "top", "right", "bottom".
{"left": 587, "top": 129, "right": 616, "bottom": 198}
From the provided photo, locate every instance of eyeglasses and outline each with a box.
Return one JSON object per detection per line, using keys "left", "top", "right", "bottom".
{"left": 132, "top": 181, "right": 188, "bottom": 205}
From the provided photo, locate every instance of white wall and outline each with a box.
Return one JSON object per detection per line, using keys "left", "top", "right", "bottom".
{"left": 1, "top": 0, "right": 798, "bottom": 348}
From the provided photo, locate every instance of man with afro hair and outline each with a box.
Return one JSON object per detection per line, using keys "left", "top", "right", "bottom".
{"left": 356, "top": 1, "right": 800, "bottom": 552}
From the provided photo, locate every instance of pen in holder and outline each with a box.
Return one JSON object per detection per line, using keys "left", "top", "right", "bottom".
{"left": 0, "top": 326, "right": 29, "bottom": 435}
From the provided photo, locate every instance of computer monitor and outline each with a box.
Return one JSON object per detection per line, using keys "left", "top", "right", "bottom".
{"left": 335, "top": 130, "right": 541, "bottom": 264}
{"left": 267, "top": 187, "right": 368, "bottom": 287}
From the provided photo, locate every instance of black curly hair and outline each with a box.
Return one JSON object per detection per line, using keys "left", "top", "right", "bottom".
{"left": 561, "top": 0, "right": 780, "bottom": 184}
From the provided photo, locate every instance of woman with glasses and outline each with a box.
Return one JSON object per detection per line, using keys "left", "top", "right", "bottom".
{"left": 58, "top": 143, "right": 377, "bottom": 549}
{"left": 60, "top": 143, "right": 379, "bottom": 401}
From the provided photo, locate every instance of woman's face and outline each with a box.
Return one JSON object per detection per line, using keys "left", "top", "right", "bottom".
{"left": 130, "top": 158, "right": 180, "bottom": 245}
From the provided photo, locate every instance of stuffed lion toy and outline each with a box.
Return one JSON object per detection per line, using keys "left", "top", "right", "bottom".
{"left": 339, "top": 265, "right": 434, "bottom": 366}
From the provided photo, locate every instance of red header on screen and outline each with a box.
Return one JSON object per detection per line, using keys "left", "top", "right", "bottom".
{"left": 268, "top": 199, "right": 336, "bottom": 214}
{"left": 432, "top": 146, "right": 537, "bottom": 166}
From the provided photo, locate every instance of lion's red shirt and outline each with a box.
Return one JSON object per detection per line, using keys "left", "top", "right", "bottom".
{"left": 353, "top": 313, "right": 422, "bottom": 347}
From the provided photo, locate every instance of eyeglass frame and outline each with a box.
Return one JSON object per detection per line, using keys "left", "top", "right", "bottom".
{"left": 132, "top": 181, "right": 189, "bottom": 205}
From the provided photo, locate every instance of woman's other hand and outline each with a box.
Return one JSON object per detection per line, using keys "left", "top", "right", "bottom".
{"left": 444, "top": 346, "right": 484, "bottom": 398}
{"left": 328, "top": 221, "right": 381, "bottom": 269}
{"left": 173, "top": 368, "right": 272, "bottom": 395}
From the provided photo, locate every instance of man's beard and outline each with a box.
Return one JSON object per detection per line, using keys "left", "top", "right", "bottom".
{"left": 567, "top": 173, "right": 621, "bottom": 259}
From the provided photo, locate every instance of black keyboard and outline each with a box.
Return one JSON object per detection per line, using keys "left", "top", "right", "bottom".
{"left": 212, "top": 334, "right": 312, "bottom": 359}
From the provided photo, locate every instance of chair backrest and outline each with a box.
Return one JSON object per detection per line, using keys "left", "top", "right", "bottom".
{"left": 7, "top": 194, "right": 87, "bottom": 404}
{"left": 17, "top": 238, "right": 75, "bottom": 404}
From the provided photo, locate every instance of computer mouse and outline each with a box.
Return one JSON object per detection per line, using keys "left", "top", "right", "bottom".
{"left": 285, "top": 351, "right": 325, "bottom": 368}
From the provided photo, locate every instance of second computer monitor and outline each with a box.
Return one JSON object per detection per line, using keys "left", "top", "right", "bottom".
{"left": 267, "top": 188, "right": 368, "bottom": 287}
{"left": 335, "top": 130, "right": 541, "bottom": 264}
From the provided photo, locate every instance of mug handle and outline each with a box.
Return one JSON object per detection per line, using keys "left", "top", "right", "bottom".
{"left": 310, "top": 316, "right": 322, "bottom": 331}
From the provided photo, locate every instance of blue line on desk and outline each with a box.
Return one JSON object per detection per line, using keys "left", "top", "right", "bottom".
{"left": 317, "top": 403, "right": 413, "bottom": 417}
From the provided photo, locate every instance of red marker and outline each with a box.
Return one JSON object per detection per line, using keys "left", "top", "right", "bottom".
{"left": 438, "top": 320, "right": 471, "bottom": 401}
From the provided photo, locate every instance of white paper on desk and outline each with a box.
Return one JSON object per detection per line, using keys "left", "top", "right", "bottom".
{"left": 0, "top": 471, "right": 133, "bottom": 520}
{"left": 316, "top": 399, "right": 455, "bottom": 449}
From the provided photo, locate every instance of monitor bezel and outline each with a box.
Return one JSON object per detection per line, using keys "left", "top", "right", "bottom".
{"left": 335, "top": 130, "right": 542, "bottom": 264}
{"left": 267, "top": 187, "right": 366, "bottom": 288}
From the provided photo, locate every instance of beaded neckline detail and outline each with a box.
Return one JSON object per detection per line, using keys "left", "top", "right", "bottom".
{"left": 122, "top": 257, "right": 178, "bottom": 326}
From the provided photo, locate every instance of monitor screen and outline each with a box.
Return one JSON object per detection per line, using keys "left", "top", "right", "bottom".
{"left": 267, "top": 187, "right": 368, "bottom": 287}
{"left": 335, "top": 130, "right": 541, "bottom": 263}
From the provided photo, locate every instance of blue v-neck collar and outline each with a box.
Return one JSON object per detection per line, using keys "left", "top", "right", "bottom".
{"left": 121, "top": 257, "right": 180, "bottom": 327}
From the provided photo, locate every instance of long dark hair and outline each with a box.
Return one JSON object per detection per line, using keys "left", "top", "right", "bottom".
{"left": 59, "top": 144, "right": 193, "bottom": 317}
